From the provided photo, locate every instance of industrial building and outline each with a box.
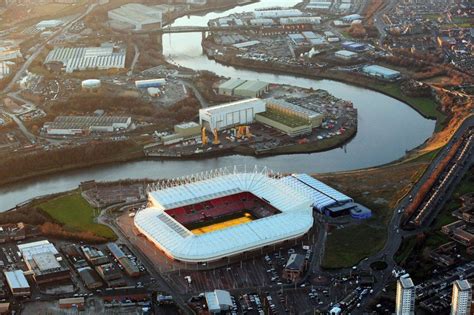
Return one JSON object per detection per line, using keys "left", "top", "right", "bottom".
{"left": 18, "top": 240, "right": 70, "bottom": 285}
{"left": 306, "top": 0, "right": 332, "bottom": 10}
{"left": 158, "top": 121, "right": 202, "bottom": 146}
{"left": 342, "top": 41, "right": 366, "bottom": 52}
{"left": 77, "top": 267, "right": 103, "bottom": 290}
{"left": 218, "top": 78, "right": 245, "bottom": 96}
{"left": 280, "top": 174, "right": 371, "bottom": 219}
{"left": 217, "top": 78, "right": 268, "bottom": 97}
{"left": 451, "top": 280, "right": 472, "bottom": 315}
{"left": 106, "top": 243, "right": 140, "bottom": 277}
{"left": 362, "top": 65, "right": 401, "bottom": 80}
{"left": 4, "top": 270, "right": 30, "bottom": 297}
{"left": 280, "top": 17, "right": 321, "bottom": 26}
{"left": 81, "top": 246, "right": 110, "bottom": 266}
{"left": 199, "top": 98, "right": 266, "bottom": 131}
{"left": 135, "top": 168, "right": 314, "bottom": 263}
{"left": 36, "top": 19, "right": 63, "bottom": 30}
{"left": 204, "top": 290, "right": 233, "bottom": 314}
{"left": 396, "top": 274, "right": 415, "bottom": 315}
{"left": 81, "top": 79, "right": 101, "bottom": 90}
{"left": 44, "top": 116, "right": 132, "bottom": 136}
{"left": 233, "top": 80, "right": 269, "bottom": 98}
{"left": 266, "top": 98, "right": 323, "bottom": 128}
{"left": 44, "top": 45, "right": 126, "bottom": 73}
{"left": 108, "top": 3, "right": 163, "bottom": 31}
{"left": 135, "top": 78, "right": 166, "bottom": 89}
{"left": 254, "top": 9, "right": 303, "bottom": 19}
{"left": 335, "top": 50, "right": 358, "bottom": 60}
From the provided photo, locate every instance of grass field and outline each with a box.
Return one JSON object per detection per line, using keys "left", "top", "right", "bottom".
{"left": 191, "top": 213, "right": 253, "bottom": 235}
{"left": 321, "top": 224, "right": 386, "bottom": 269}
{"left": 39, "top": 193, "right": 116, "bottom": 240}
{"left": 319, "top": 158, "right": 432, "bottom": 268}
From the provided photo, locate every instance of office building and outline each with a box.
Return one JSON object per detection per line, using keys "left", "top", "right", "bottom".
{"left": 451, "top": 280, "right": 472, "bottom": 315}
{"left": 396, "top": 274, "right": 415, "bottom": 315}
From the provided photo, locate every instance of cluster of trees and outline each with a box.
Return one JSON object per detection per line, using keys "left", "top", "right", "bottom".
{"left": 0, "top": 140, "right": 141, "bottom": 184}
{"left": 153, "top": 96, "right": 201, "bottom": 128}
{"left": 0, "top": 207, "right": 51, "bottom": 225}
{"left": 40, "top": 222, "right": 108, "bottom": 243}
{"left": 403, "top": 139, "right": 462, "bottom": 224}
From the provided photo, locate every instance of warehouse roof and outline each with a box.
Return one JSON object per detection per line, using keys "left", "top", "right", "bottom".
{"left": 267, "top": 98, "right": 322, "bottom": 119}
{"left": 335, "top": 50, "right": 357, "bottom": 57}
{"left": 45, "top": 116, "right": 131, "bottom": 130}
{"left": 200, "top": 98, "right": 266, "bottom": 116}
{"left": 218, "top": 78, "right": 245, "bottom": 91}
{"left": 106, "top": 243, "right": 126, "bottom": 260}
{"left": 136, "top": 171, "right": 313, "bottom": 262}
{"left": 205, "top": 290, "right": 232, "bottom": 312}
{"left": 234, "top": 80, "right": 268, "bottom": 93}
{"left": 32, "top": 252, "right": 61, "bottom": 271}
{"left": 18, "top": 240, "right": 58, "bottom": 261}
{"left": 4, "top": 270, "right": 29, "bottom": 289}
{"left": 363, "top": 65, "right": 400, "bottom": 77}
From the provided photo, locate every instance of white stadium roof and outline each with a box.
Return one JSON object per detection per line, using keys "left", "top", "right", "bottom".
{"left": 280, "top": 174, "right": 353, "bottom": 210}
{"left": 135, "top": 170, "right": 313, "bottom": 263}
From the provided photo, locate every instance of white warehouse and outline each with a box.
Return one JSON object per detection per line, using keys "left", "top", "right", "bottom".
{"left": 108, "top": 3, "right": 163, "bottom": 31}
{"left": 199, "top": 98, "right": 266, "bottom": 131}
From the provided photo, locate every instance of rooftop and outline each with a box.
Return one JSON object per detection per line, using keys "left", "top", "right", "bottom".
{"left": 4, "top": 270, "right": 29, "bottom": 289}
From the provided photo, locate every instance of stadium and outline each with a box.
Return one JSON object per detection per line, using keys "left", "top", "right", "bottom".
{"left": 134, "top": 167, "right": 369, "bottom": 263}
{"left": 134, "top": 167, "right": 314, "bottom": 263}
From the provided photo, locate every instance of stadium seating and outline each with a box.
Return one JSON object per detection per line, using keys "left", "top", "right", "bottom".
{"left": 164, "top": 192, "right": 279, "bottom": 226}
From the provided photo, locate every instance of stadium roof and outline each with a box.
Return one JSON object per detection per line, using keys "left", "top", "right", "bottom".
{"left": 135, "top": 171, "right": 313, "bottom": 262}
{"left": 280, "top": 174, "right": 353, "bottom": 210}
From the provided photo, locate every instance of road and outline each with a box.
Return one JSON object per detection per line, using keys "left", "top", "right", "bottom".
{"left": 2, "top": 3, "right": 97, "bottom": 94}
{"left": 128, "top": 44, "right": 140, "bottom": 76}
{"left": 350, "top": 115, "right": 474, "bottom": 313}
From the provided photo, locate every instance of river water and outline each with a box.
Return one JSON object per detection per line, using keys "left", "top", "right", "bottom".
{"left": 0, "top": 0, "right": 435, "bottom": 211}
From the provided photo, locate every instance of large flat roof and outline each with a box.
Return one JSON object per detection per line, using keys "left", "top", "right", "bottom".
{"left": 135, "top": 171, "right": 313, "bottom": 262}
{"left": 200, "top": 98, "right": 265, "bottom": 116}
{"left": 4, "top": 270, "right": 29, "bottom": 290}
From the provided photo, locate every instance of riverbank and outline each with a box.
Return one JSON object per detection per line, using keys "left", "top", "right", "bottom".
{"left": 208, "top": 53, "right": 446, "bottom": 130}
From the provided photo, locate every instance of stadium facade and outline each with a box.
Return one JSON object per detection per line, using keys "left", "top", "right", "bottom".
{"left": 134, "top": 167, "right": 369, "bottom": 263}
{"left": 134, "top": 167, "right": 314, "bottom": 263}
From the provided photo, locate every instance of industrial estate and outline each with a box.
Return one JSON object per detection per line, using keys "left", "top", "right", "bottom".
{"left": 0, "top": 0, "right": 472, "bottom": 314}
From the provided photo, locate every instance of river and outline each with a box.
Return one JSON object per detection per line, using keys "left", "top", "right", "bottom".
{"left": 0, "top": 0, "right": 435, "bottom": 211}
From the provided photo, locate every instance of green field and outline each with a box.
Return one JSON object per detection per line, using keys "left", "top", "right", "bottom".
{"left": 39, "top": 193, "right": 116, "bottom": 240}
{"left": 322, "top": 223, "right": 386, "bottom": 269}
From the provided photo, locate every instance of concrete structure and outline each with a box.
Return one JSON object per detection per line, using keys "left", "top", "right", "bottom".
{"left": 108, "top": 3, "right": 163, "bottom": 31}
{"left": 199, "top": 98, "right": 266, "bottom": 131}
{"left": 4, "top": 270, "right": 30, "bottom": 297}
{"left": 44, "top": 116, "right": 132, "bottom": 136}
{"left": 233, "top": 80, "right": 268, "bottom": 98}
{"left": 396, "top": 274, "right": 415, "bottom": 315}
{"left": 362, "top": 65, "right": 401, "bottom": 80}
{"left": 204, "top": 290, "right": 233, "bottom": 314}
{"left": 451, "top": 280, "right": 472, "bottom": 315}
{"left": 279, "top": 17, "right": 321, "bottom": 25}
{"left": 335, "top": 50, "right": 358, "bottom": 60}
{"left": 135, "top": 168, "right": 313, "bottom": 263}
{"left": 45, "top": 45, "right": 126, "bottom": 73}
{"left": 135, "top": 78, "right": 166, "bottom": 89}
{"left": 282, "top": 253, "right": 306, "bottom": 282}
{"left": 306, "top": 0, "right": 332, "bottom": 10}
